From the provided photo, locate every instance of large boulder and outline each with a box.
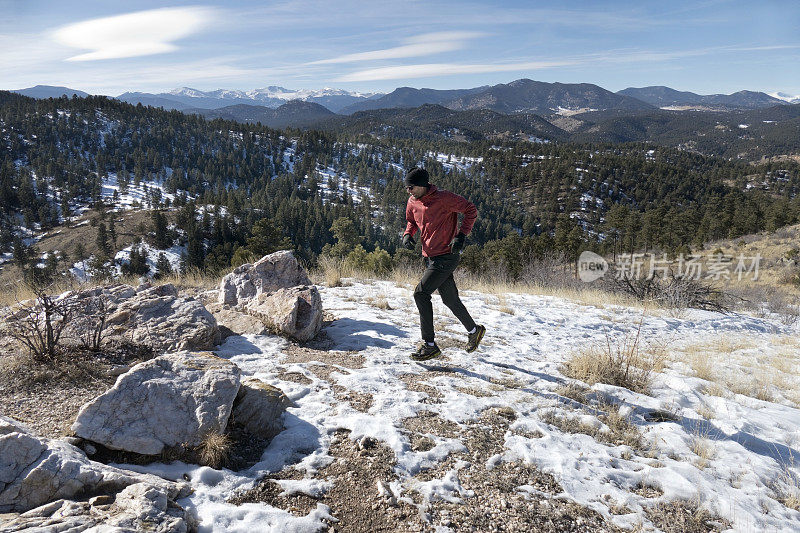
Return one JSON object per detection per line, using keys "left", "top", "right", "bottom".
{"left": 232, "top": 378, "right": 294, "bottom": 440}
{"left": 0, "top": 429, "right": 189, "bottom": 514}
{"left": 246, "top": 285, "right": 323, "bottom": 342}
{"left": 105, "top": 284, "right": 221, "bottom": 352}
{"left": 219, "top": 250, "right": 312, "bottom": 306}
{"left": 72, "top": 352, "right": 241, "bottom": 455}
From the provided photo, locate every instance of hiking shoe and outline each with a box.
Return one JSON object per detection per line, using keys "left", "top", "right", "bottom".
{"left": 466, "top": 325, "right": 486, "bottom": 353}
{"left": 410, "top": 342, "right": 441, "bottom": 361}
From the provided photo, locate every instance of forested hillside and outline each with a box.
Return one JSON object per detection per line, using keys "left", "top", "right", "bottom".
{"left": 1, "top": 91, "right": 799, "bottom": 279}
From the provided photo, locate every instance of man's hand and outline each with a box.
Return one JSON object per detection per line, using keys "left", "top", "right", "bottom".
{"left": 450, "top": 232, "right": 466, "bottom": 254}
{"left": 402, "top": 233, "right": 416, "bottom": 250}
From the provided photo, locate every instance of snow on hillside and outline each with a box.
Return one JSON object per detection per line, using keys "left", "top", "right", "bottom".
{"left": 123, "top": 279, "right": 800, "bottom": 532}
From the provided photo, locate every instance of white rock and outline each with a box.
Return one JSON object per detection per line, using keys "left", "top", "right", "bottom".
{"left": 0, "top": 432, "right": 188, "bottom": 514}
{"left": 105, "top": 284, "right": 220, "bottom": 352}
{"left": 72, "top": 352, "right": 241, "bottom": 455}
{"left": 0, "top": 416, "right": 33, "bottom": 436}
{"left": 219, "top": 250, "right": 312, "bottom": 306}
{"left": 246, "top": 285, "right": 323, "bottom": 342}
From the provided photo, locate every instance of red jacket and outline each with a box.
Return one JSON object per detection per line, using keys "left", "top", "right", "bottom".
{"left": 404, "top": 185, "right": 477, "bottom": 257}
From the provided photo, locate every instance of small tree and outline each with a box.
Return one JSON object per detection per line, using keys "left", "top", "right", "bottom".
{"left": 121, "top": 245, "right": 150, "bottom": 277}
{"left": 2, "top": 280, "right": 78, "bottom": 360}
{"left": 155, "top": 252, "right": 173, "bottom": 279}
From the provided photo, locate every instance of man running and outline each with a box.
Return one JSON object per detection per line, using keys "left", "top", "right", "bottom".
{"left": 401, "top": 167, "right": 486, "bottom": 361}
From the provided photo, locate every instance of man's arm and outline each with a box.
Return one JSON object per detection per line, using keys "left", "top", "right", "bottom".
{"left": 447, "top": 192, "right": 477, "bottom": 235}
{"left": 404, "top": 202, "right": 419, "bottom": 237}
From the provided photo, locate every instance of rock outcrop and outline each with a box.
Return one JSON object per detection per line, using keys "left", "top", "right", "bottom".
{"left": 219, "top": 250, "right": 312, "bottom": 307}
{"left": 0, "top": 483, "right": 195, "bottom": 532}
{"left": 0, "top": 427, "right": 189, "bottom": 515}
{"left": 232, "top": 378, "right": 294, "bottom": 440}
{"left": 217, "top": 250, "right": 323, "bottom": 342}
{"left": 105, "top": 284, "right": 221, "bottom": 352}
{"left": 72, "top": 352, "right": 241, "bottom": 455}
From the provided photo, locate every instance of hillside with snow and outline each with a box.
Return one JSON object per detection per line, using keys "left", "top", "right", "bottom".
{"left": 112, "top": 278, "right": 800, "bottom": 532}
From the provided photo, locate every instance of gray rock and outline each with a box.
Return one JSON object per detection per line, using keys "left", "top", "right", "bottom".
{"left": 2, "top": 483, "right": 194, "bottom": 532}
{"left": 105, "top": 284, "right": 221, "bottom": 353}
{"left": 72, "top": 352, "right": 241, "bottom": 455}
{"left": 219, "top": 250, "right": 312, "bottom": 306}
{"left": 232, "top": 379, "right": 293, "bottom": 441}
{"left": 246, "top": 285, "right": 323, "bottom": 342}
{"left": 206, "top": 302, "right": 269, "bottom": 337}
{"left": 0, "top": 416, "right": 33, "bottom": 436}
{"left": 0, "top": 432, "right": 188, "bottom": 514}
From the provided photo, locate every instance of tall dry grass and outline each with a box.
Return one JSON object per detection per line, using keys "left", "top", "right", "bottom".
{"left": 562, "top": 317, "right": 666, "bottom": 395}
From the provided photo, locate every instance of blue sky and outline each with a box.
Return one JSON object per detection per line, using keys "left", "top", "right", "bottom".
{"left": 2, "top": 0, "right": 799, "bottom": 97}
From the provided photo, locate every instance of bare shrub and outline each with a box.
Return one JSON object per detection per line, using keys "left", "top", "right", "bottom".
{"left": 519, "top": 253, "right": 582, "bottom": 290}
{"left": 562, "top": 321, "right": 664, "bottom": 395}
{"left": 2, "top": 281, "right": 79, "bottom": 360}
{"left": 608, "top": 273, "right": 728, "bottom": 312}
{"left": 70, "top": 293, "right": 111, "bottom": 351}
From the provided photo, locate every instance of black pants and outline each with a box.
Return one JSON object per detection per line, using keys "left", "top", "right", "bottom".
{"left": 413, "top": 253, "right": 477, "bottom": 343}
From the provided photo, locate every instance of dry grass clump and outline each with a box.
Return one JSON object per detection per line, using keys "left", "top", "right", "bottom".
{"left": 690, "top": 428, "right": 718, "bottom": 470}
{"left": 771, "top": 462, "right": 800, "bottom": 511}
{"left": 496, "top": 293, "right": 515, "bottom": 315}
{"left": 196, "top": 431, "right": 232, "bottom": 469}
{"left": 562, "top": 322, "right": 665, "bottom": 395}
{"left": 366, "top": 295, "right": 392, "bottom": 310}
{"left": 314, "top": 255, "right": 347, "bottom": 288}
{"left": 695, "top": 404, "right": 716, "bottom": 420}
{"left": 645, "top": 498, "right": 731, "bottom": 532}
{"left": 554, "top": 382, "right": 590, "bottom": 404}
{"left": 162, "top": 269, "right": 221, "bottom": 290}
{"left": 541, "top": 402, "right": 644, "bottom": 452}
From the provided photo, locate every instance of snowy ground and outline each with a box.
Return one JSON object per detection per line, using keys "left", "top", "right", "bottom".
{"left": 123, "top": 279, "right": 800, "bottom": 532}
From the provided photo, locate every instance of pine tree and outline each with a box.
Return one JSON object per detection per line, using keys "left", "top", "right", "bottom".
{"left": 155, "top": 252, "right": 172, "bottom": 279}
{"left": 151, "top": 209, "right": 171, "bottom": 249}
{"left": 96, "top": 222, "right": 111, "bottom": 256}
{"left": 108, "top": 217, "right": 117, "bottom": 248}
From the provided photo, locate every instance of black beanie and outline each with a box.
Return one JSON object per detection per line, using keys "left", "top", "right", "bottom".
{"left": 404, "top": 167, "right": 429, "bottom": 188}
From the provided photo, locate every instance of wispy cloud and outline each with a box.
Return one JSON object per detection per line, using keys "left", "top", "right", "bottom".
{"left": 310, "top": 31, "right": 485, "bottom": 65}
{"left": 52, "top": 7, "right": 218, "bottom": 62}
{"left": 337, "top": 60, "right": 576, "bottom": 82}
{"left": 337, "top": 42, "right": 800, "bottom": 83}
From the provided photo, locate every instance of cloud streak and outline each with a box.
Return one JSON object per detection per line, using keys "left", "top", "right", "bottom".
{"left": 52, "top": 7, "right": 217, "bottom": 61}
{"left": 310, "top": 31, "right": 485, "bottom": 64}
{"left": 336, "top": 60, "right": 576, "bottom": 82}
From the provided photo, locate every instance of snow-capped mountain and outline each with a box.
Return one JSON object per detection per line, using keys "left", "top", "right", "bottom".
{"left": 124, "top": 86, "right": 383, "bottom": 113}
{"left": 768, "top": 91, "right": 800, "bottom": 104}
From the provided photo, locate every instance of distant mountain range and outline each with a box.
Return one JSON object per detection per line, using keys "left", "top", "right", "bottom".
{"left": 185, "top": 100, "right": 336, "bottom": 129}
{"left": 12, "top": 81, "right": 797, "bottom": 117}
{"left": 10, "top": 81, "right": 797, "bottom": 149}
{"left": 618, "top": 86, "right": 789, "bottom": 109}
{"left": 12, "top": 85, "right": 89, "bottom": 99}
{"left": 116, "top": 86, "right": 380, "bottom": 113}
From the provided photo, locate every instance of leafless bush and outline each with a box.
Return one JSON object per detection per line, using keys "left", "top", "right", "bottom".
{"left": 519, "top": 253, "right": 583, "bottom": 290}
{"left": 2, "top": 282, "right": 79, "bottom": 360}
{"left": 70, "top": 293, "right": 112, "bottom": 351}
{"left": 607, "top": 273, "right": 729, "bottom": 312}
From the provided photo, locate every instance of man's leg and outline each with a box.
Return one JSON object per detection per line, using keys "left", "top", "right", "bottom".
{"left": 437, "top": 273, "right": 477, "bottom": 332}
{"left": 413, "top": 258, "right": 454, "bottom": 342}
